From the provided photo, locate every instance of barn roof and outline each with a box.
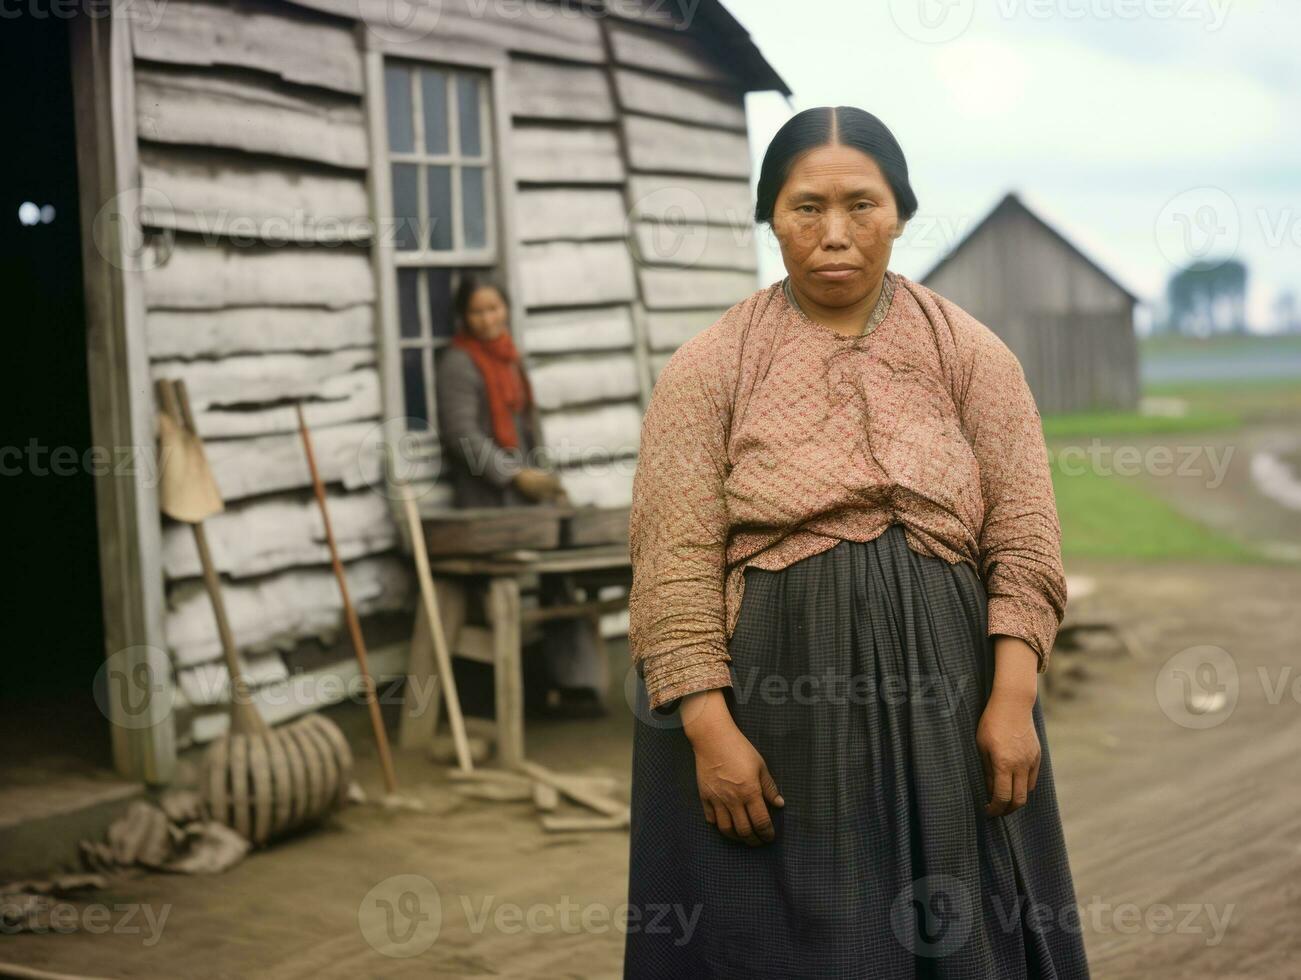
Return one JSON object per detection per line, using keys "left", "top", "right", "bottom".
{"left": 921, "top": 191, "right": 1139, "bottom": 305}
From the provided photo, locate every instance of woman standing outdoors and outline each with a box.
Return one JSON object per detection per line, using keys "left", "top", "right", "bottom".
{"left": 624, "top": 107, "right": 1090, "bottom": 978}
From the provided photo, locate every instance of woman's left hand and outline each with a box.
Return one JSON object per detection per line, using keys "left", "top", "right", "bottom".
{"left": 975, "top": 689, "right": 1040, "bottom": 817}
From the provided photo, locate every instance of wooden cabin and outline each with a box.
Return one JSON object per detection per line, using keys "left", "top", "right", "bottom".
{"left": 63, "top": 0, "right": 787, "bottom": 781}
{"left": 921, "top": 192, "right": 1140, "bottom": 414}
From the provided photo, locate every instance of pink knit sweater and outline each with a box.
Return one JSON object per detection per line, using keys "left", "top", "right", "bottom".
{"left": 627, "top": 270, "right": 1068, "bottom": 710}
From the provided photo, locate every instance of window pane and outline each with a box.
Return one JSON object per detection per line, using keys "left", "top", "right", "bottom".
{"left": 426, "top": 165, "right": 453, "bottom": 251}
{"left": 462, "top": 166, "right": 488, "bottom": 249}
{"left": 398, "top": 268, "right": 421, "bottom": 339}
{"left": 402, "top": 347, "right": 429, "bottom": 429}
{"left": 427, "top": 269, "right": 454, "bottom": 339}
{"left": 391, "top": 163, "right": 420, "bottom": 251}
{"left": 384, "top": 64, "right": 413, "bottom": 153}
{"left": 457, "top": 75, "right": 482, "bottom": 156}
{"left": 421, "top": 69, "right": 449, "bottom": 155}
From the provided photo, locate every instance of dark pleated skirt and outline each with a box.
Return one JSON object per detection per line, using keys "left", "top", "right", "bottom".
{"left": 624, "top": 522, "right": 1090, "bottom": 980}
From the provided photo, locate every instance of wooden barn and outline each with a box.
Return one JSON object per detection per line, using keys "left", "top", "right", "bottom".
{"left": 45, "top": 0, "right": 787, "bottom": 783}
{"left": 921, "top": 192, "right": 1140, "bottom": 414}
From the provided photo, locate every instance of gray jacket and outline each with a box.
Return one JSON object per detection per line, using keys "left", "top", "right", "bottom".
{"left": 434, "top": 345, "right": 544, "bottom": 509}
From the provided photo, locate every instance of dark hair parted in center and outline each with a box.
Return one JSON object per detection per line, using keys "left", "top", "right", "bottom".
{"left": 753, "top": 106, "right": 918, "bottom": 226}
{"left": 453, "top": 271, "right": 511, "bottom": 329}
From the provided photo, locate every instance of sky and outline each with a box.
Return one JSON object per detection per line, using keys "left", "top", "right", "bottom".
{"left": 729, "top": 0, "right": 1300, "bottom": 332}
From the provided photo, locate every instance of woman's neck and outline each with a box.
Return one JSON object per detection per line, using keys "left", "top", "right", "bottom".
{"left": 788, "top": 276, "right": 884, "bottom": 338}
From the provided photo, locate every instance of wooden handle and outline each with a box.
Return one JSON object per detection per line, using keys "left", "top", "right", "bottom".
{"left": 156, "top": 378, "right": 267, "bottom": 736}
{"left": 297, "top": 403, "right": 398, "bottom": 794}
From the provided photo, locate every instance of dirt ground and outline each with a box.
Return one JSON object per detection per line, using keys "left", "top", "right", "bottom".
{"left": 4, "top": 557, "right": 1301, "bottom": 980}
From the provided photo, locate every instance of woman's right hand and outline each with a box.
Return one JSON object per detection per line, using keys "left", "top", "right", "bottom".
{"left": 681, "top": 689, "right": 784, "bottom": 846}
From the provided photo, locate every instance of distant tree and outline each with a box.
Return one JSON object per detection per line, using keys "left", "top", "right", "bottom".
{"left": 1165, "top": 259, "right": 1248, "bottom": 336}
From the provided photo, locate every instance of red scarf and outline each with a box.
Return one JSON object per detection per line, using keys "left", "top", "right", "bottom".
{"left": 451, "top": 331, "right": 533, "bottom": 450}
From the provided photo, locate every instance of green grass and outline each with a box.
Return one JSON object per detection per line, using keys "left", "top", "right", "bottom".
{"left": 1051, "top": 462, "right": 1261, "bottom": 562}
{"left": 1143, "top": 377, "right": 1301, "bottom": 425}
{"left": 1041, "top": 407, "right": 1239, "bottom": 439}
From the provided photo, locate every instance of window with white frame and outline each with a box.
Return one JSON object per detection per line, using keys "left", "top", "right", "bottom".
{"left": 382, "top": 58, "right": 498, "bottom": 433}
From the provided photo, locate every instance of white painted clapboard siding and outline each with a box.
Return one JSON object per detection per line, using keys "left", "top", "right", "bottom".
{"left": 161, "top": 490, "right": 396, "bottom": 580}
{"left": 130, "top": 0, "right": 364, "bottom": 95}
{"left": 138, "top": 145, "right": 371, "bottom": 244}
{"left": 556, "top": 460, "right": 636, "bottom": 509}
{"left": 623, "top": 115, "right": 751, "bottom": 179}
{"left": 519, "top": 241, "right": 637, "bottom": 309}
{"left": 146, "top": 304, "right": 374, "bottom": 359}
{"left": 135, "top": 66, "right": 368, "bottom": 169}
{"left": 177, "top": 653, "right": 289, "bottom": 709}
{"left": 151, "top": 349, "right": 375, "bottom": 412}
{"left": 171, "top": 372, "right": 380, "bottom": 441}
{"left": 144, "top": 239, "right": 373, "bottom": 310}
{"left": 507, "top": 57, "right": 615, "bottom": 122}
{"left": 166, "top": 556, "right": 411, "bottom": 669}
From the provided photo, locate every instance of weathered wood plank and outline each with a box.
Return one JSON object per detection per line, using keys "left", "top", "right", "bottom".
{"left": 151, "top": 349, "right": 374, "bottom": 412}
{"left": 511, "top": 125, "right": 624, "bottom": 184}
{"left": 632, "top": 220, "right": 757, "bottom": 270}
{"left": 152, "top": 365, "right": 381, "bottom": 439}
{"left": 529, "top": 353, "right": 641, "bottom": 409}
{"left": 166, "top": 555, "right": 411, "bottom": 668}
{"left": 639, "top": 267, "right": 757, "bottom": 309}
{"left": 138, "top": 144, "right": 370, "bottom": 244}
{"left": 202, "top": 421, "right": 385, "bottom": 502}
{"left": 519, "top": 241, "right": 637, "bottom": 309}
{"left": 516, "top": 188, "right": 627, "bottom": 242}
{"left": 135, "top": 65, "right": 368, "bottom": 169}
{"left": 523, "top": 306, "right": 635, "bottom": 353}
{"left": 144, "top": 239, "right": 374, "bottom": 310}
{"left": 624, "top": 114, "right": 751, "bottom": 178}
{"left": 539, "top": 403, "right": 642, "bottom": 463}
{"left": 146, "top": 304, "right": 374, "bottom": 359}
{"left": 162, "top": 489, "right": 396, "bottom": 580}
{"left": 627, "top": 173, "right": 754, "bottom": 227}
{"left": 613, "top": 68, "right": 746, "bottom": 130}
{"left": 606, "top": 19, "right": 737, "bottom": 84}
{"left": 130, "top": 0, "right": 364, "bottom": 95}
{"left": 177, "top": 652, "right": 289, "bottom": 708}
{"left": 645, "top": 307, "right": 730, "bottom": 349}
{"left": 508, "top": 57, "right": 614, "bottom": 121}
{"left": 288, "top": 0, "right": 606, "bottom": 64}
{"left": 556, "top": 460, "right": 635, "bottom": 509}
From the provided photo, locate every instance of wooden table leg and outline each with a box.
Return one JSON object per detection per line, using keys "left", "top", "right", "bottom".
{"left": 399, "top": 576, "right": 466, "bottom": 750}
{"left": 487, "top": 575, "right": 524, "bottom": 768}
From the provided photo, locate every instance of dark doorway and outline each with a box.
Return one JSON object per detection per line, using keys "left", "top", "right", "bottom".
{"left": 1, "top": 13, "right": 112, "bottom": 769}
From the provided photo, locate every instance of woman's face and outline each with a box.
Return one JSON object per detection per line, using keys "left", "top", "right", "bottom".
{"left": 462, "top": 286, "right": 510, "bottom": 341}
{"left": 771, "top": 143, "right": 905, "bottom": 310}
